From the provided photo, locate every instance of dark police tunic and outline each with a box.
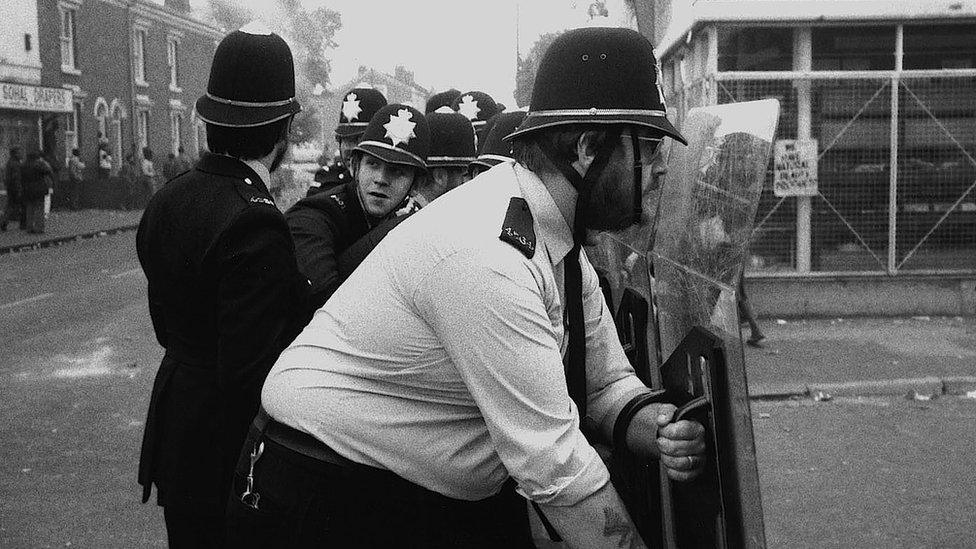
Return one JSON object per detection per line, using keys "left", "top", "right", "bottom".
{"left": 136, "top": 153, "right": 310, "bottom": 513}
{"left": 286, "top": 180, "right": 400, "bottom": 309}
{"left": 306, "top": 159, "right": 351, "bottom": 197}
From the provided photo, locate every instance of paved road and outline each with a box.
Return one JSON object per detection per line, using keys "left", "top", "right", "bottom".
{"left": 2, "top": 233, "right": 974, "bottom": 548}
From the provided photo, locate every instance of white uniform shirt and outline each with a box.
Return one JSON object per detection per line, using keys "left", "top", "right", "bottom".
{"left": 263, "top": 162, "right": 646, "bottom": 506}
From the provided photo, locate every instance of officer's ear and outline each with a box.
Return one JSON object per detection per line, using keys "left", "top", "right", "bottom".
{"left": 572, "top": 131, "right": 602, "bottom": 175}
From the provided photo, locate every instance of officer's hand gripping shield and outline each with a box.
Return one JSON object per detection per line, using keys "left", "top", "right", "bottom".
{"left": 588, "top": 99, "right": 780, "bottom": 548}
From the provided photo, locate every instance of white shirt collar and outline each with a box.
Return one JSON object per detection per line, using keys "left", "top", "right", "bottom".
{"left": 512, "top": 162, "right": 574, "bottom": 266}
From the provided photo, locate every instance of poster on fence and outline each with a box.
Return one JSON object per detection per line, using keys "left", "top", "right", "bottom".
{"left": 773, "top": 139, "right": 818, "bottom": 197}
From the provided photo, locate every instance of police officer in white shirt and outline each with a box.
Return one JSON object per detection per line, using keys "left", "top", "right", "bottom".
{"left": 226, "top": 27, "right": 705, "bottom": 549}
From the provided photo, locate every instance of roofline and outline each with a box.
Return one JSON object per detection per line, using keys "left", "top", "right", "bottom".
{"left": 656, "top": 0, "right": 976, "bottom": 61}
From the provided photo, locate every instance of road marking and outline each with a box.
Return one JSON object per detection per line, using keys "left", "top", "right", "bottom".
{"left": 111, "top": 268, "right": 143, "bottom": 279}
{"left": 0, "top": 293, "right": 55, "bottom": 310}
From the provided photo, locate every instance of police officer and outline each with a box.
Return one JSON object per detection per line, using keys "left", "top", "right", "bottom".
{"left": 468, "top": 110, "right": 527, "bottom": 178}
{"left": 451, "top": 90, "right": 502, "bottom": 146}
{"left": 136, "top": 22, "right": 311, "bottom": 547}
{"left": 307, "top": 86, "right": 387, "bottom": 196}
{"left": 285, "top": 103, "right": 430, "bottom": 309}
{"left": 233, "top": 27, "right": 705, "bottom": 548}
{"left": 409, "top": 107, "right": 476, "bottom": 208}
{"left": 425, "top": 88, "right": 461, "bottom": 113}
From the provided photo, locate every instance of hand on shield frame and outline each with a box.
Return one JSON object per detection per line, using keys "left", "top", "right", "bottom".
{"left": 625, "top": 403, "right": 707, "bottom": 481}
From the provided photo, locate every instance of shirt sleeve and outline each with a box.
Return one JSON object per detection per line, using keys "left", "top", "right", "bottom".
{"left": 578, "top": 248, "right": 649, "bottom": 435}
{"left": 413, "top": 247, "right": 610, "bottom": 507}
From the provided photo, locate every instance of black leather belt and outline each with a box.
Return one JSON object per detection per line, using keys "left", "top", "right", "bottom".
{"left": 254, "top": 409, "right": 355, "bottom": 469}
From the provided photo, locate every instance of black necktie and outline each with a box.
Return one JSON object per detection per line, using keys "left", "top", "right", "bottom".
{"left": 564, "top": 244, "right": 587, "bottom": 421}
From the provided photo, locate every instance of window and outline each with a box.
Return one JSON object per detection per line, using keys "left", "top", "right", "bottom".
{"left": 60, "top": 7, "right": 78, "bottom": 71}
{"left": 904, "top": 24, "right": 976, "bottom": 70}
{"left": 717, "top": 27, "right": 793, "bottom": 72}
{"left": 167, "top": 37, "right": 181, "bottom": 90}
{"left": 94, "top": 100, "right": 108, "bottom": 141}
{"left": 134, "top": 29, "right": 148, "bottom": 85}
{"left": 170, "top": 111, "right": 183, "bottom": 154}
{"left": 813, "top": 26, "right": 895, "bottom": 71}
{"left": 137, "top": 109, "right": 150, "bottom": 148}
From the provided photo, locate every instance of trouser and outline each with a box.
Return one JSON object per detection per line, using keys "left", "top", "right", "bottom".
{"left": 163, "top": 508, "right": 224, "bottom": 549}
{"left": 225, "top": 416, "right": 535, "bottom": 548}
{"left": 0, "top": 198, "right": 20, "bottom": 228}
{"left": 24, "top": 198, "right": 45, "bottom": 233}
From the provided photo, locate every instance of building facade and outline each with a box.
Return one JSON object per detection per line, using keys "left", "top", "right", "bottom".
{"left": 1, "top": 0, "right": 74, "bottom": 185}
{"left": 26, "top": 0, "right": 220, "bottom": 206}
{"left": 654, "top": 0, "right": 976, "bottom": 315}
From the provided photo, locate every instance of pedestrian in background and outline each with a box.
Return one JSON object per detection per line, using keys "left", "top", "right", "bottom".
{"left": 175, "top": 145, "right": 193, "bottom": 173}
{"left": 67, "top": 148, "right": 85, "bottom": 211}
{"left": 136, "top": 22, "right": 311, "bottom": 547}
{"left": 1, "top": 147, "right": 24, "bottom": 231}
{"left": 140, "top": 147, "right": 156, "bottom": 198}
{"left": 21, "top": 151, "right": 53, "bottom": 234}
{"left": 97, "top": 141, "right": 112, "bottom": 181}
{"left": 119, "top": 153, "right": 138, "bottom": 210}
{"left": 162, "top": 152, "right": 179, "bottom": 183}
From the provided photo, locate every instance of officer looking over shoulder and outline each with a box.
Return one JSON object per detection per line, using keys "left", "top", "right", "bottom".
{"left": 135, "top": 22, "right": 311, "bottom": 547}
{"left": 227, "top": 27, "right": 706, "bottom": 548}
{"left": 285, "top": 103, "right": 430, "bottom": 309}
{"left": 307, "top": 86, "right": 387, "bottom": 196}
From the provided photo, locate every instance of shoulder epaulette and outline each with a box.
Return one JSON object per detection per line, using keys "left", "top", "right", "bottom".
{"left": 499, "top": 197, "right": 536, "bottom": 258}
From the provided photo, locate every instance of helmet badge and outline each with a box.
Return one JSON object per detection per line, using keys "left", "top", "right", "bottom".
{"left": 383, "top": 108, "right": 417, "bottom": 147}
{"left": 456, "top": 95, "right": 481, "bottom": 121}
{"left": 342, "top": 93, "right": 362, "bottom": 121}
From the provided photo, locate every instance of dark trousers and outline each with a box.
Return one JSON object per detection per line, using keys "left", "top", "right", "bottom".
{"left": 226, "top": 430, "right": 535, "bottom": 548}
{"left": 24, "top": 198, "right": 45, "bottom": 233}
{"left": 163, "top": 508, "right": 225, "bottom": 549}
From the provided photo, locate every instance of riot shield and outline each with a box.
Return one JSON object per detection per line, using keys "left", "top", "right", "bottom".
{"left": 588, "top": 99, "right": 779, "bottom": 548}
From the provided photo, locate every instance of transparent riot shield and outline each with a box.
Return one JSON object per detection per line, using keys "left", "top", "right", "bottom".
{"left": 588, "top": 99, "right": 780, "bottom": 549}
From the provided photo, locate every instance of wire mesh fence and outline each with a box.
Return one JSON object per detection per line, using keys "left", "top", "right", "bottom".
{"left": 669, "top": 71, "right": 976, "bottom": 274}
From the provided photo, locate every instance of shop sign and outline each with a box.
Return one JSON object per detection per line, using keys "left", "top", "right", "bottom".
{"left": 0, "top": 82, "right": 73, "bottom": 113}
{"left": 773, "top": 139, "right": 818, "bottom": 197}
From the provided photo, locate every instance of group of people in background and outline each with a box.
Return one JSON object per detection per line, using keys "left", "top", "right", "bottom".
{"left": 0, "top": 147, "right": 55, "bottom": 234}
{"left": 0, "top": 138, "right": 193, "bottom": 232}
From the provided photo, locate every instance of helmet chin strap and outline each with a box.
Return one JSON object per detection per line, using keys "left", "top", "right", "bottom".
{"left": 539, "top": 127, "right": 623, "bottom": 244}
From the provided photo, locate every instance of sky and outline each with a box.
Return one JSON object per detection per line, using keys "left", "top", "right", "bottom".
{"left": 214, "top": 0, "right": 640, "bottom": 108}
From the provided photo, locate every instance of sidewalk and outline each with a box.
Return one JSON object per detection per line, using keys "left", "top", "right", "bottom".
{"left": 744, "top": 315, "right": 976, "bottom": 398}
{"left": 0, "top": 209, "right": 143, "bottom": 254}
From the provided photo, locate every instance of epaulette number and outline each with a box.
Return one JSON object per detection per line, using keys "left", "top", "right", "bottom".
{"left": 503, "top": 226, "right": 535, "bottom": 252}
{"left": 249, "top": 196, "right": 274, "bottom": 206}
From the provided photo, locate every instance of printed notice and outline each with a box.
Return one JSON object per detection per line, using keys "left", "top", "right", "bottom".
{"left": 773, "top": 139, "right": 818, "bottom": 197}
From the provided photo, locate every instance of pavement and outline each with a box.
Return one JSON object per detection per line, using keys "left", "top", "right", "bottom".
{"left": 0, "top": 208, "right": 143, "bottom": 255}
{"left": 3, "top": 208, "right": 974, "bottom": 401}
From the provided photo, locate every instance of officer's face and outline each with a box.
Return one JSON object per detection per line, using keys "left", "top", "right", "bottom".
{"left": 583, "top": 129, "right": 663, "bottom": 232}
{"left": 338, "top": 136, "right": 359, "bottom": 164}
{"left": 355, "top": 153, "right": 415, "bottom": 217}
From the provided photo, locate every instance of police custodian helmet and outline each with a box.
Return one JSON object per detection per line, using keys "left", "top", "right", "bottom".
{"left": 353, "top": 104, "right": 431, "bottom": 172}
{"left": 336, "top": 87, "right": 388, "bottom": 139}
{"left": 506, "top": 27, "right": 686, "bottom": 144}
{"left": 426, "top": 108, "right": 476, "bottom": 169}
{"left": 470, "top": 110, "right": 527, "bottom": 172}
{"left": 195, "top": 22, "right": 301, "bottom": 128}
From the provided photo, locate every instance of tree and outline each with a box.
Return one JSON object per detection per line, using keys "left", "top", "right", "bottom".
{"left": 514, "top": 31, "right": 563, "bottom": 108}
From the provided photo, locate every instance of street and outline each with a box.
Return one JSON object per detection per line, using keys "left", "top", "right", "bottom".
{"left": 1, "top": 233, "right": 975, "bottom": 548}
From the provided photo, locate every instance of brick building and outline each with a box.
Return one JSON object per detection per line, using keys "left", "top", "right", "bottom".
{"left": 26, "top": 0, "right": 220, "bottom": 207}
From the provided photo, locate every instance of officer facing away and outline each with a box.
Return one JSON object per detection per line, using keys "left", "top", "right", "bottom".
{"left": 135, "top": 22, "right": 312, "bottom": 547}
{"left": 228, "top": 27, "right": 706, "bottom": 548}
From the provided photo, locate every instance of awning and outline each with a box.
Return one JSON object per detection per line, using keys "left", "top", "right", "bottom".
{"left": 0, "top": 82, "right": 73, "bottom": 113}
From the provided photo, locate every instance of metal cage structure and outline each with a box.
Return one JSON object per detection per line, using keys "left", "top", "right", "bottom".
{"left": 660, "top": 22, "right": 976, "bottom": 276}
